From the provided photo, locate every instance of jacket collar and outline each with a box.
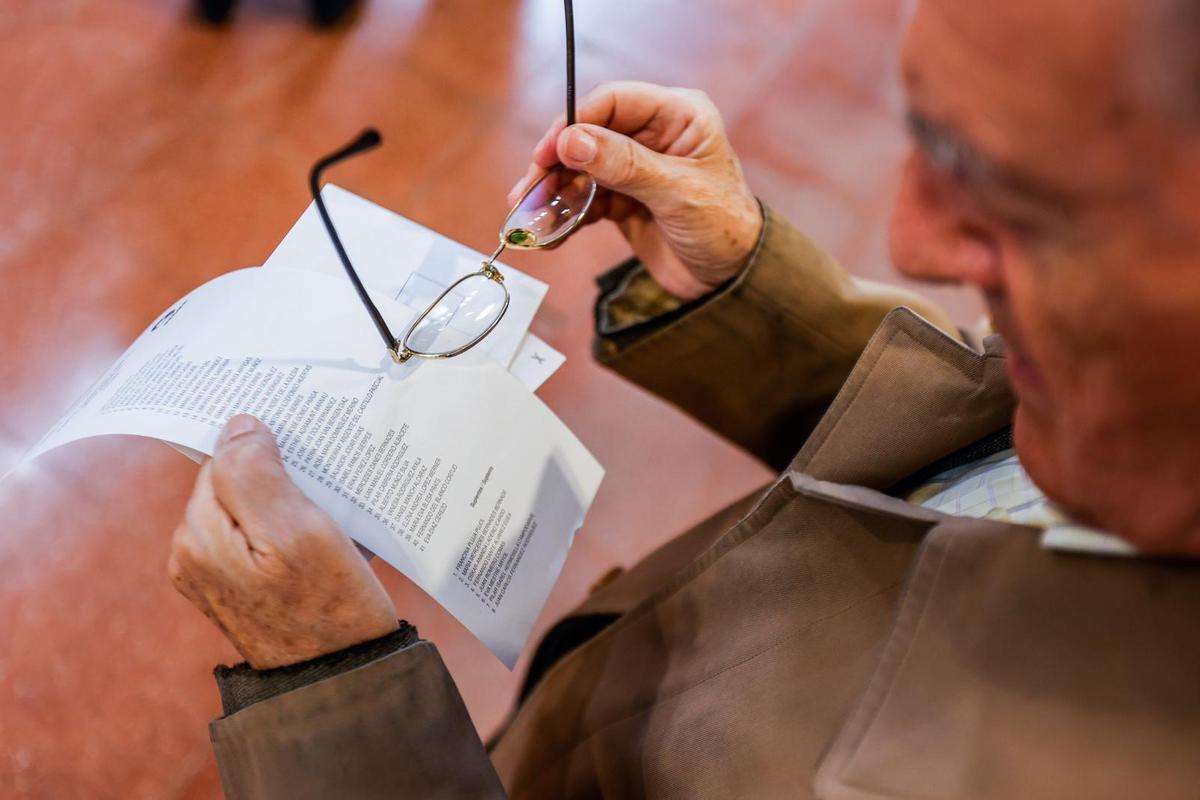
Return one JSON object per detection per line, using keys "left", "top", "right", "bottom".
{"left": 790, "top": 307, "right": 1016, "bottom": 491}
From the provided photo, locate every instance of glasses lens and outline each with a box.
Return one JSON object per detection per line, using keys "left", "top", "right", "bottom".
{"left": 403, "top": 273, "right": 509, "bottom": 357}
{"left": 502, "top": 166, "right": 597, "bottom": 249}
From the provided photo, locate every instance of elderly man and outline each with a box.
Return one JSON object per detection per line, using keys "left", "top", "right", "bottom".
{"left": 168, "top": 0, "right": 1200, "bottom": 797}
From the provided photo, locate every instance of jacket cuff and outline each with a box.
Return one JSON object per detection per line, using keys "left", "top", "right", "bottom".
{"left": 214, "top": 621, "right": 420, "bottom": 716}
{"left": 592, "top": 199, "right": 768, "bottom": 354}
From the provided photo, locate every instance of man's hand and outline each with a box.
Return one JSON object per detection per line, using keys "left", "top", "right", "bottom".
{"left": 169, "top": 414, "right": 398, "bottom": 670}
{"left": 508, "top": 81, "right": 763, "bottom": 301}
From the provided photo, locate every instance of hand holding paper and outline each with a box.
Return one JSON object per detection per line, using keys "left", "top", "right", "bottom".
{"left": 15, "top": 194, "right": 604, "bottom": 667}
{"left": 170, "top": 415, "right": 400, "bottom": 669}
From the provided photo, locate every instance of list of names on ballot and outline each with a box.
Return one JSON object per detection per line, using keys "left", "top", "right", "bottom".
{"left": 101, "top": 345, "right": 465, "bottom": 553}
{"left": 17, "top": 267, "right": 604, "bottom": 667}
{"left": 455, "top": 488, "right": 538, "bottom": 613}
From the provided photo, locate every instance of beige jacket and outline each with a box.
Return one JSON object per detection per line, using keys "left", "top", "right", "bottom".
{"left": 210, "top": 208, "right": 1200, "bottom": 798}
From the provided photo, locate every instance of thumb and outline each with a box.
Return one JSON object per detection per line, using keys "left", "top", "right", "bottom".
{"left": 557, "top": 123, "right": 671, "bottom": 205}
{"left": 210, "top": 414, "right": 300, "bottom": 532}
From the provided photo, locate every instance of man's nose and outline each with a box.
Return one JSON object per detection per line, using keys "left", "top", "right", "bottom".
{"left": 889, "top": 154, "right": 1003, "bottom": 291}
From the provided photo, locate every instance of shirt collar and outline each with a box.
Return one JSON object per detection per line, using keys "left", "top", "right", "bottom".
{"left": 1040, "top": 521, "right": 1139, "bottom": 557}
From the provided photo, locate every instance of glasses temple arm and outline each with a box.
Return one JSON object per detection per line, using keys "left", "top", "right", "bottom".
{"left": 308, "top": 129, "right": 399, "bottom": 355}
{"left": 564, "top": 0, "right": 576, "bottom": 126}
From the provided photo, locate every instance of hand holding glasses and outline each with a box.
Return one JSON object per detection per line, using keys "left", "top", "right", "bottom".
{"left": 309, "top": 0, "right": 595, "bottom": 365}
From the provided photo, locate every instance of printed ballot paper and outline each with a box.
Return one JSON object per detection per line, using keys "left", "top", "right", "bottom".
{"left": 13, "top": 197, "right": 604, "bottom": 668}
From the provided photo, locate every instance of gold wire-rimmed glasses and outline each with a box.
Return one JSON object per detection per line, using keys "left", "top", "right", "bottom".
{"left": 309, "top": 0, "right": 594, "bottom": 365}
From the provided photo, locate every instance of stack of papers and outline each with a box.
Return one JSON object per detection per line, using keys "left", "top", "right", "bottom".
{"left": 12, "top": 187, "right": 604, "bottom": 667}
{"left": 267, "top": 185, "right": 567, "bottom": 391}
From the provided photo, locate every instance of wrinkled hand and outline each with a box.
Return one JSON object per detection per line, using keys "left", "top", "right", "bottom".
{"left": 508, "top": 80, "right": 763, "bottom": 301}
{"left": 169, "top": 414, "right": 398, "bottom": 669}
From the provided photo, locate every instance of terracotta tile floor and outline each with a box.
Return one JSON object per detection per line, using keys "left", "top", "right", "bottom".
{"left": 1, "top": 0, "right": 983, "bottom": 796}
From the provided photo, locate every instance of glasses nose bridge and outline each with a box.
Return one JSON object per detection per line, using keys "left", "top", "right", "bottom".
{"left": 481, "top": 262, "right": 505, "bottom": 283}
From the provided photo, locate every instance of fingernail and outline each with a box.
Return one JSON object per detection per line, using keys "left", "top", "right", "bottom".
{"left": 563, "top": 128, "right": 597, "bottom": 165}
{"left": 218, "top": 414, "right": 261, "bottom": 446}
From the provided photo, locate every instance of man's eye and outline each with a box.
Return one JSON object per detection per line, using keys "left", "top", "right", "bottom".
{"left": 995, "top": 210, "right": 1043, "bottom": 240}
{"left": 977, "top": 195, "right": 1054, "bottom": 241}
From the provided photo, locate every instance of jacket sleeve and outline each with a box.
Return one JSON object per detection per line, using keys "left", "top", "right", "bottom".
{"left": 593, "top": 204, "right": 961, "bottom": 471}
{"left": 209, "top": 629, "right": 506, "bottom": 800}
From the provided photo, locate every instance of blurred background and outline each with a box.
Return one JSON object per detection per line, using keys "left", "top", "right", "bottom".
{"left": 1, "top": 0, "right": 980, "bottom": 796}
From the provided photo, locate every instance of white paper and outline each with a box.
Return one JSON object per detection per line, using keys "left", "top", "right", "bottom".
{"left": 510, "top": 333, "right": 567, "bottom": 392}
{"left": 18, "top": 267, "right": 603, "bottom": 667}
{"left": 264, "top": 185, "right": 548, "bottom": 369}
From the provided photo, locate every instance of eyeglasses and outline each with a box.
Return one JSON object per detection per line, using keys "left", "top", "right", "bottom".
{"left": 309, "top": 0, "right": 595, "bottom": 365}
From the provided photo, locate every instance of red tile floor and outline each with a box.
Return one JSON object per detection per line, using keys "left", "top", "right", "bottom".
{"left": 1, "top": 0, "right": 982, "bottom": 796}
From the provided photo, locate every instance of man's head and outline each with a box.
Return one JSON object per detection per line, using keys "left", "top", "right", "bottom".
{"left": 890, "top": 0, "right": 1200, "bottom": 552}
